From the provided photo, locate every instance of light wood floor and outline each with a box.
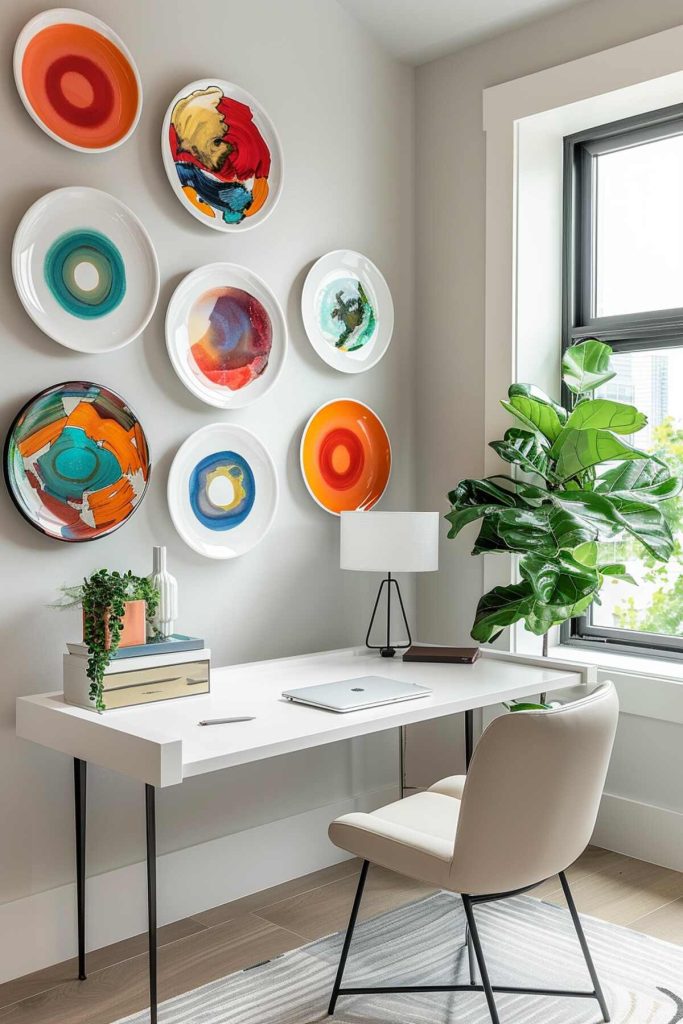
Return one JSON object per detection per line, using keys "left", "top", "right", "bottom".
{"left": 0, "top": 846, "right": 680, "bottom": 1024}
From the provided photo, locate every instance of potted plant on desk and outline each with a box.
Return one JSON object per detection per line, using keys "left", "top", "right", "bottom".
{"left": 55, "top": 570, "right": 160, "bottom": 712}
{"left": 446, "top": 339, "right": 681, "bottom": 666}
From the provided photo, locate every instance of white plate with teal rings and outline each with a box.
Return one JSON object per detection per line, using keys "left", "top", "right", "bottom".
{"left": 12, "top": 187, "right": 159, "bottom": 352}
{"left": 166, "top": 263, "right": 287, "bottom": 408}
{"left": 168, "top": 423, "right": 278, "bottom": 559}
{"left": 301, "top": 250, "right": 394, "bottom": 373}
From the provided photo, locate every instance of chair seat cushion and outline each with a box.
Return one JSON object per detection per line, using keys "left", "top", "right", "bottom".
{"left": 329, "top": 791, "right": 460, "bottom": 888}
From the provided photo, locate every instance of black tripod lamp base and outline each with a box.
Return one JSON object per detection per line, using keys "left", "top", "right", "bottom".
{"left": 365, "top": 573, "right": 412, "bottom": 657}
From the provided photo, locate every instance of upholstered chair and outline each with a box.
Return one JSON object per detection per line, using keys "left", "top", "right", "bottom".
{"left": 327, "top": 682, "right": 619, "bottom": 1024}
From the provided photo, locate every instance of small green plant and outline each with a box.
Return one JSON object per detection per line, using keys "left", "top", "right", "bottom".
{"left": 446, "top": 339, "right": 682, "bottom": 654}
{"left": 55, "top": 570, "right": 160, "bottom": 712}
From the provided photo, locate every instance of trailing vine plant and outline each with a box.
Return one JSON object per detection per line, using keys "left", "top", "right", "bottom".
{"left": 55, "top": 570, "right": 160, "bottom": 712}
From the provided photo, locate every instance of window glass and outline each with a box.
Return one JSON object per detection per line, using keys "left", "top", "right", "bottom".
{"left": 591, "top": 347, "right": 683, "bottom": 636}
{"left": 595, "top": 135, "right": 683, "bottom": 317}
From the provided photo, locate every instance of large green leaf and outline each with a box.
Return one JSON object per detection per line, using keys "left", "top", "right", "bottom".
{"left": 552, "top": 491, "right": 623, "bottom": 540}
{"left": 478, "top": 559, "right": 601, "bottom": 638}
{"left": 554, "top": 428, "right": 647, "bottom": 480}
{"left": 595, "top": 458, "right": 682, "bottom": 503}
{"left": 471, "top": 582, "right": 534, "bottom": 643}
{"left": 471, "top": 517, "right": 510, "bottom": 555}
{"left": 573, "top": 540, "right": 598, "bottom": 567}
{"left": 447, "top": 477, "right": 522, "bottom": 509}
{"left": 607, "top": 496, "right": 674, "bottom": 561}
{"left": 446, "top": 476, "right": 531, "bottom": 539}
{"left": 562, "top": 339, "right": 616, "bottom": 394}
{"left": 561, "top": 398, "right": 647, "bottom": 436}
{"left": 520, "top": 552, "right": 600, "bottom": 604}
{"left": 524, "top": 591, "right": 596, "bottom": 635}
{"left": 446, "top": 505, "right": 496, "bottom": 538}
{"left": 599, "top": 563, "right": 637, "bottom": 585}
{"left": 519, "top": 555, "right": 559, "bottom": 602}
{"left": 489, "top": 428, "right": 557, "bottom": 482}
{"left": 501, "top": 384, "right": 567, "bottom": 442}
{"left": 495, "top": 505, "right": 597, "bottom": 556}
{"left": 487, "top": 475, "right": 547, "bottom": 503}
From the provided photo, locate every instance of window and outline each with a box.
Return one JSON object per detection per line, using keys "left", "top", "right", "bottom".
{"left": 563, "top": 104, "right": 683, "bottom": 656}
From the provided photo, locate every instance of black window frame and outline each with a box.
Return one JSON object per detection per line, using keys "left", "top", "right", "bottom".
{"left": 562, "top": 102, "right": 683, "bottom": 659}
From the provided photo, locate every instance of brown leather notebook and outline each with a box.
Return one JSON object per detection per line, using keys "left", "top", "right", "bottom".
{"left": 403, "top": 645, "right": 480, "bottom": 664}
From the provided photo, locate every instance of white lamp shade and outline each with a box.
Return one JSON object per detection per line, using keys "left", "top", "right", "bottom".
{"left": 340, "top": 511, "right": 439, "bottom": 573}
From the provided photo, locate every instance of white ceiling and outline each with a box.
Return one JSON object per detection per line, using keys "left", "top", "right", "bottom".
{"left": 337, "top": 0, "right": 589, "bottom": 65}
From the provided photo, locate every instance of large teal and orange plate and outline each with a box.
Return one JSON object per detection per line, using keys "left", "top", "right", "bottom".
{"left": 300, "top": 399, "right": 391, "bottom": 515}
{"left": 4, "top": 382, "right": 150, "bottom": 542}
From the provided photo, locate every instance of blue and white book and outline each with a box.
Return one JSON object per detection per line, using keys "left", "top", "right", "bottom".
{"left": 66, "top": 634, "right": 205, "bottom": 660}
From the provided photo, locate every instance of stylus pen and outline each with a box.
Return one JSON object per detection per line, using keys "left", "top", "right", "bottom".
{"left": 198, "top": 717, "right": 255, "bottom": 726}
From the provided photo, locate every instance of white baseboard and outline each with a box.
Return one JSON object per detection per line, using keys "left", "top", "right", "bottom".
{"left": 0, "top": 784, "right": 397, "bottom": 985}
{"left": 593, "top": 791, "right": 683, "bottom": 872}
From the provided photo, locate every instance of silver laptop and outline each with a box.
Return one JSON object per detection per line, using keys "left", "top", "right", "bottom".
{"left": 282, "top": 675, "right": 431, "bottom": 713}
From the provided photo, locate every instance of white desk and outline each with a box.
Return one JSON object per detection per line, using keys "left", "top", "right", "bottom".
{"left": 16, "top": 646, "right": 592, "bottom": 1023}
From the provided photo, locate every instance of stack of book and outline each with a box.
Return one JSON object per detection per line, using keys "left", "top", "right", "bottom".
{"left": 63, "top": 634, "right": 211, "bottom": 712}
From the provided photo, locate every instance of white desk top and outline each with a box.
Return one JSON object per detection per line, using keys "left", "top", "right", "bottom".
{"left": 16, "top": 647, "right": 591, "bottom": 787}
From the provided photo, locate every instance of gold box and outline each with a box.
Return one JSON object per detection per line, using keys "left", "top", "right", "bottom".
{"left": 63, "top": 649, "right": 211, "bottom": 712}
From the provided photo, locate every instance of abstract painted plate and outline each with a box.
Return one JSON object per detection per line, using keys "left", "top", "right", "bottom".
{"left": 13, "top": 187, "right": 160, "bottom": 353}
{"left": 4, "top": 382, "right": 150, "bottom": 542}
{"left": 300, "top": 399, "right": 391, "bottom": 515}
{"left": 168, "top": 424, "right": 278, "bottom": 558}
{"left": 161, "top": 78, "right": 283, "bottom": 232}
{"left": 166, "top": 264, "right": 287, "bottom": 408}
{"left": 301, "top": 251, "right": 394, "bottom": 374}
{"left": 14, "top": 9, "right": 142, "bottom": 152}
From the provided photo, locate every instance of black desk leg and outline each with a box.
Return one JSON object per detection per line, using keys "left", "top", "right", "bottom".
{"left": 73, "top": 758, "right": 87, "bottom": 980}
{"left": 146, "top": 784, "right": 158, "bottom": 1024}
{"left": 464, "top": 709, "right": 474, "bottom": 770}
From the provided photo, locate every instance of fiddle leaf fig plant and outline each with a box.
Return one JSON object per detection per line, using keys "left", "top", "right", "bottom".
{"left": 446, "top": 339, "right": 682, "bottom": 649}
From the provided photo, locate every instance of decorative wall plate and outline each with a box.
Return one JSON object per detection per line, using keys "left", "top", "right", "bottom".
{"left": 300, "top": 399, "right": 391, "bottom": 515}
{"left": 161, "top": 78, "right": 283, "bottom": 232}
{"left": 4, "top": 382, "right": 150, "bottom": 542}
{"left": 166, "top": 263, "right": 286, "bottom": 408}
{"left": 168, "top": 424, "right": 278, "bottom": 558}
{"left": 301, "top": 251, "right": 394, "bottom": 374}
{"left": 14, "top": 9, "right": 142, "bottom": 152}
{"left": 13, "top": 187, "right": 159, "bottom": 353}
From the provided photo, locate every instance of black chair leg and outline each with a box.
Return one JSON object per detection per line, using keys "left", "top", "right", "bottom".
{"left": 464, "top": 922, "right": 476, "bottom": 985}
{"left": 462, "top": 896, "right": 501, "bottom": 1024}
{"left": 559, "top": 871, "right": 610, "bottom": 1023}
{"left": 328, "top": 860, "right": 369, "bottom": 1016}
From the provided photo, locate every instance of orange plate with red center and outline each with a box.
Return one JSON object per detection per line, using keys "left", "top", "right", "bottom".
{"left": 14, "top": 11, "right": 141, "bottom": 152}
{"left": 300, "top": 399, "right": 391, "bottom": 515}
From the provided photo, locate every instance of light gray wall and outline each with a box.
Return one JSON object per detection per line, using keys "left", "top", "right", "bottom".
{"left": 2, "top": 0, "right": 414, "bottom": 907}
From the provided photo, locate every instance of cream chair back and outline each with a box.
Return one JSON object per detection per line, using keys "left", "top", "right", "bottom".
{"left": 449, "top": 682, "right": 618, "bottom": 896}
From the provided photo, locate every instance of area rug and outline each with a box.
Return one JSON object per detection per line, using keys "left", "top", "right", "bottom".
{"left": 119, "top": 890, "right": 683, "bottom": 1023}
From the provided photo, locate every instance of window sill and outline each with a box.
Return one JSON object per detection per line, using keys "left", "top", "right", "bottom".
{"left": 551, "top": 643, "right": 683, "bottom": 684}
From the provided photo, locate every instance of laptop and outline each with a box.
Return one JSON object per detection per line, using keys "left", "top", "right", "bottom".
{"left": 282, "top": 675, "right": 432, "bottom": 713}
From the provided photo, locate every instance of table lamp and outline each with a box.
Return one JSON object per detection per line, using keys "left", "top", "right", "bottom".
{"left": 340, "top": 511, "right": 439, "bottom": 658}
